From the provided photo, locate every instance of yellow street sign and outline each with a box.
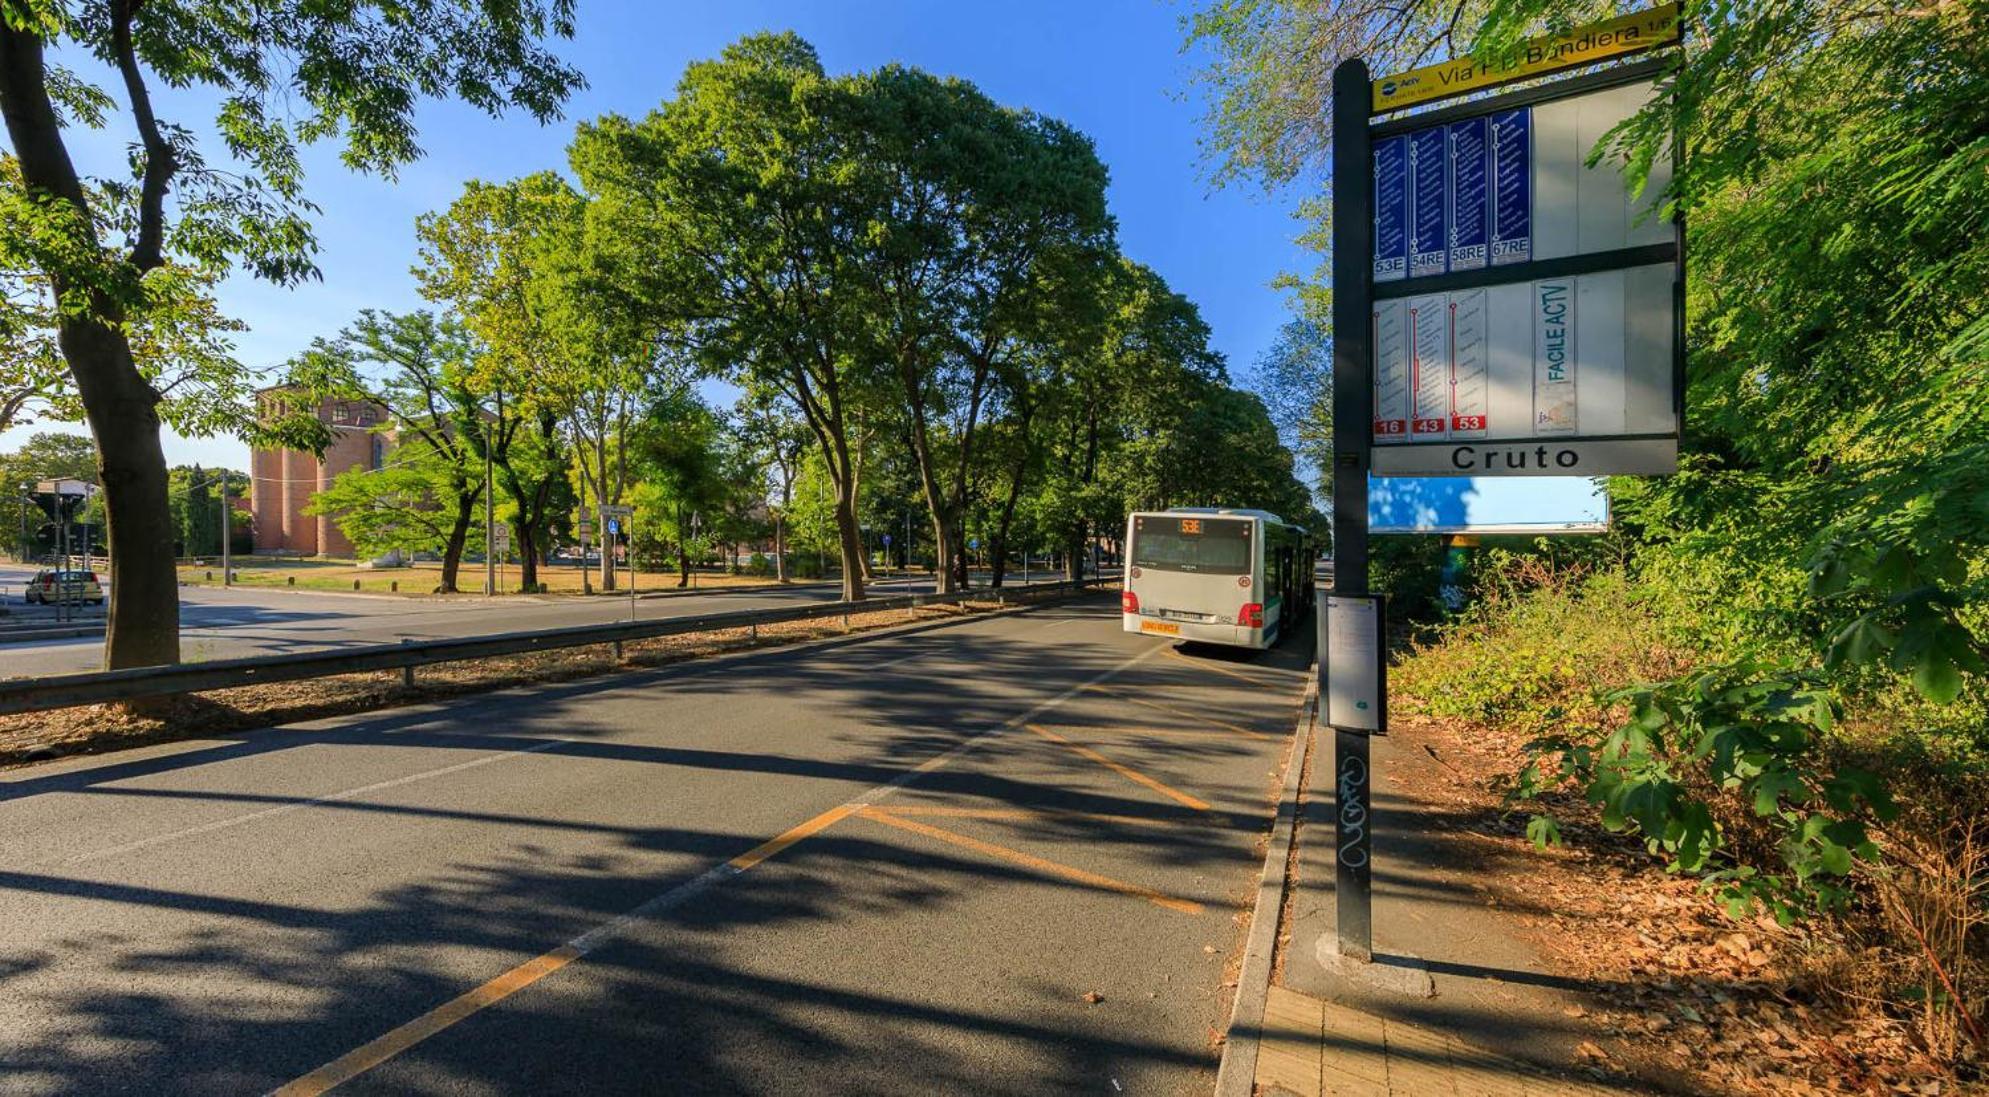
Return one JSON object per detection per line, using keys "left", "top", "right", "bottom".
{"left": 1371, "top": 3, "right": 1681, "bottom": 113}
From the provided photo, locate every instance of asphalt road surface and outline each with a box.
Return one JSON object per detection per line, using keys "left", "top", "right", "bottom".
{"left": 0, "top": 594, "right": 1310, "bottom": 1095}
{"left": 0, "top": 566, "right": 970, "bottom": 677}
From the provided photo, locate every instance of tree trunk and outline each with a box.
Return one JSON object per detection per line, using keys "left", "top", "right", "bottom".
{"left": 438, "top": 487, "right": 475, "bottom": 593}
{"left": 833, "top": 479, "right": 865, "bottom": 602}
{"left": 774, "top": 512, "right": 788, "bottom": 582}
{"left": 83, "top": 330, "right": 180, "bottom": 668}
{"left": 596, "top": 435, "right": 616, "bottom": 592}
{"left": 515, "top": 521, "right": 538, "bottom": 591}
{"left": 2, "top": 23, "right": 181, "bottom": 668}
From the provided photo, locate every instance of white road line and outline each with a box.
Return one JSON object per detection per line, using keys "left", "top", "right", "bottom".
{"left": 62, "top": 738, "right": 573, "bottom": 866}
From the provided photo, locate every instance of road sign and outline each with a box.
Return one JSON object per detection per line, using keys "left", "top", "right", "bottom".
{"left": 882, "top": 533, "right": 892, "bottom": 546}
{"left": 491, "top": 524, "right": 510, "bottom": 553}
{"left": 1368, "top": 473, "right": 1608, "bottom": 534}
{"left": 1367, "top": 75, "right": 1680, "bottom": 478}
{"left": 606, "top": 518, "right": 620, "bottom": 536}
{"left": 1370, "top": 3, "right": 1681, "bottom": 113}
{"left": 969, "top": 538, "right": 979, "bottom": 550}
{"left": 1327, "top": 15, "right": 1683, "bottom": 967}
{"left": 599, "top": 504, "right": 633, "bottom": 519}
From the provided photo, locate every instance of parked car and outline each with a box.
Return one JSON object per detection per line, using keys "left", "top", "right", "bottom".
{"left": 25, "top": 569, "right": 104, "bottom": 605}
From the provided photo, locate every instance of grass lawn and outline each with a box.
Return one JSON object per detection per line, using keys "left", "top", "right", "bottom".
{"left": 176, "top": 558, "right": 808, "bottom": 597}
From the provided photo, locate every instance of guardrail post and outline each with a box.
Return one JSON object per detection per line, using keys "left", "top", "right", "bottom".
{"left": 401, "top": 639, "right": 415, "bottom": 688}
{"left": 613, "top": 639, "right": 623, "bottom": 661}
{"left": 842, "top": 611, "right": 850, "bottom": 633}
{"left": 750, "top": 622, "right": 758, "bottom": 642}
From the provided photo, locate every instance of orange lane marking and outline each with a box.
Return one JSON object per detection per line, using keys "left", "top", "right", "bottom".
{"left": 1024, "top": 724, "right": 1210, "bottom": 811}
{"left": 855, "top": 807, "right": 1202, "bottom": 915}
{"left": 1061, "top": 724, "right": 1269, "bottom": 742}
{"left": 270, "top": 945, "right": 585, "bottom": 1096}
{"left": 868, "top": 805, "right": 1182, "bottom": 827}
{"left": 728, "top": 802, "right": 866, "bottom": 872}
{"left": 273, "top": 641, "right": 1175, "bottom": 1094}
{"left": 1082, "top": 684, "right": 1272, "bottom": 740}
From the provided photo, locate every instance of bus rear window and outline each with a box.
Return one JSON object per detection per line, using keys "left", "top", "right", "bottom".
{"left": 1133, "top": 516, "right": 1251, "bottom": 574}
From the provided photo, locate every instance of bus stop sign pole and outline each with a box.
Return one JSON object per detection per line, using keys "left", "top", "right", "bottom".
{"left": 1329, "top": 55, "right": 1376, "bottom": 964}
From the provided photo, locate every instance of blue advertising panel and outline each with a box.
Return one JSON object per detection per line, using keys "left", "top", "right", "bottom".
{"left": 1372, "top": 135, "right": 1408, "bottom": 282}
{"left": 1407, "top": 126, "right": 1448, "bottom": 278}
{"left": 1446, "top": 116, "right": 1490, "bottom": 272}
{"left": 1490, "top": 108, "right": 1532, "bottom": 266}
{"left": 1368, "top": 474, "right": 1607, "bottom": 534}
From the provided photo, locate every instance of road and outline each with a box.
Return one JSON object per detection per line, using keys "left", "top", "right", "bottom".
{"left": 0, "top": 595, "right": 1311, "bottom": 1094}
{"left": 0, "top": 566, "right": 985, "bottom": 676}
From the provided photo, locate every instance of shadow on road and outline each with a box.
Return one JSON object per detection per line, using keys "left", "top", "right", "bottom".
{"left": 2, "top": 598, "right": 1322, "bottom": 1094}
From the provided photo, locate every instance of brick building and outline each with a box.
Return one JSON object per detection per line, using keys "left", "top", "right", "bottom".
{"left": 249, "top": 387, "right": 392, "bottom": 557}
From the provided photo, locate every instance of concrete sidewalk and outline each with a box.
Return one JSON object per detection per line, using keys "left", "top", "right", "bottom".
{"left": 1220, "top": 696, "right": 1653, "bottom": 1096}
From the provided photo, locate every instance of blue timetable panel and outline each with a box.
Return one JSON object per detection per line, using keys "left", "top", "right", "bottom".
{"left": 1407, "top": 127, "right": 1448, "bottom": 278}
{"left": 1490, "top": 108, "right": 1532, "bottom": 265}
{"left": 1446, "top": 117, "right": 1490, "bottom": 271}
{"left": 1372, "top": 135, "right": 1408, "bottom": 282}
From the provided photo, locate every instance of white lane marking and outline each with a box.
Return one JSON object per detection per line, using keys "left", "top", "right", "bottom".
{"left": 64, "top": 608, "right": 1124, "bottom": 867}
{"left": 63, "top": 738, "right": 572, "bottom": 866}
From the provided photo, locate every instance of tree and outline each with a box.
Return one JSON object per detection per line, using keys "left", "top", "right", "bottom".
{"left": 734, "top": 387, "right": 810, "bottom": 582}
{"left": 0, "top": 430, "right": 95, "bottom": 491}
{"left": 0, "top": 0, "right": 582, "bottom": 666}
{"left": 845, "top": 65, "right": 1116, "bottom": 594}
{"left": 415, "top": 175, "right": 585, "bottom": 593}
{"left": 631, "top": 386, "right": 729, "bottom": 588}
{"left": 289, "top": 310, "right": 487, "bottom": 592}
{"left": 574, "top": 33, "right": 879, "bottom": 601}
{"left": 1249, "top": 316, "right": 1332, "bottom": 506}
{"left": 306, "top": 438, "right": 483, "bottom": 567}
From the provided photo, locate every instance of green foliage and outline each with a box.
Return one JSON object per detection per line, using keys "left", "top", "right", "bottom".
{"left": 1515, "top": 662, "right": 1897, "bottom": 924}
{"left": 0, "top": 430, "right": 94, "bottom": 489}
{"left": 305, "top": 439, "right": 484, "bottom": 564}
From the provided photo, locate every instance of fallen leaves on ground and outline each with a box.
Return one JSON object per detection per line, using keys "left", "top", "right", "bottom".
{"left": 1392, "top": 706, "right": 1971, "bottom": 1096}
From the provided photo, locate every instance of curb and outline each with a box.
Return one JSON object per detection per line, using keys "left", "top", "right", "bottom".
{"left": 0, "top": 624, "right": 106, "bottom": 644}
{"left": 1214, "top": 664, "right": 1319, "bottom": 1097}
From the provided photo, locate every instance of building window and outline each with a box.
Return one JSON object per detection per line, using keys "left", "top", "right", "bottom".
{"left": 370, "top": 436, "right": 386, "bottom": 471}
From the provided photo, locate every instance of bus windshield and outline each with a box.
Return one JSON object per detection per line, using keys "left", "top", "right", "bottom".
{"left": 1132, "top": 515, "right": 1252, "bottom": 575}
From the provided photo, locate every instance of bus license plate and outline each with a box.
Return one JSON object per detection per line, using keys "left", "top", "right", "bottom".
{"left": 1140, "top": 620, "right": 1181, "bottom": 636}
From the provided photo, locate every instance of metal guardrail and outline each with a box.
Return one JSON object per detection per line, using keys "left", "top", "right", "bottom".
{"left": 0, "top": 578, "right": 1105, "bottom": 718}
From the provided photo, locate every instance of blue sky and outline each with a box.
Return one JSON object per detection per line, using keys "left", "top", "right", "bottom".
{"left": 10, "top": 0, "right": 1310, "bottom": 470}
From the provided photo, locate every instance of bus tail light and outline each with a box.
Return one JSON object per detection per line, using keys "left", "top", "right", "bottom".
{"left": 1239, "top": 603, "right": 1264, "bottom": 629}
{"left": 1121, "top": 591, "right": 1140, "bottom": 614}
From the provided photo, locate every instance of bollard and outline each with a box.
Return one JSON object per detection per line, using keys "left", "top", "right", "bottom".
{"left": 353, "top": 580, "right": 360, "bottom": 590}
{"left": 205, "top": 571, "right": 213, "bottom": 581}
{"left": 287, "top": 576, "right": 295, "bottom": 586}
{"left": 401, "top": 639, "right": 415, "bottom": 687}
{"left": 390, "top": 580, "right": 398, "bottom": 592}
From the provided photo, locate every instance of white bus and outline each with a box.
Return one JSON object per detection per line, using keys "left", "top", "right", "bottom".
{"left": 1121, "top": 508, "right": 1316, "bottom": 651}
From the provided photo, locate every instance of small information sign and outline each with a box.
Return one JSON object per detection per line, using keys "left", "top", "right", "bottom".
{"left": 1372, "top": 135, "right": 1408, "bottom": 282}
{"left": 1326, "top": 595, "right": 1386, "bottom": 733}
{"left": 1447, "top": 117, "right": 1490, "bottom": 272}
{"left": 1407, "top": 127, "right": 1448, "bottom": 278}
{"left": 1490, "top": 108, "right": 1533, "bottom": 266}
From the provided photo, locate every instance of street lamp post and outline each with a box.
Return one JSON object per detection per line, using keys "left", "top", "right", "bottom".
{"left": 219, "top": 474, "right": 232, "bottom": 586}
